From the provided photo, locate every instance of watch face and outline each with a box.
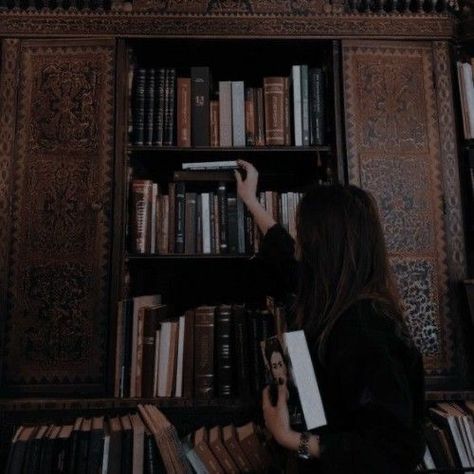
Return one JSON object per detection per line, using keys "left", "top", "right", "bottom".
{"left": 297, "top": 452, "right": 311, "bottom": 460}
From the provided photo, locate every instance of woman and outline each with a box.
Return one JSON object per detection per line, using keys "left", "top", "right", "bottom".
{"left": 234, "top": 160, "right": 425, "bottom": 473}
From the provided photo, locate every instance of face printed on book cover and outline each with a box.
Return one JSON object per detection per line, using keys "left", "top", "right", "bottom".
{"left": 270, "top": 351, "right": 288, "bottom": 386}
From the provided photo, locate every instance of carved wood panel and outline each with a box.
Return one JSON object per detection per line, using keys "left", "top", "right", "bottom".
{"left": 343, "top": 40, "right": 467, "bottom": 386}
{"left": 0, "top": 39, "right": 115, "bottom": 395}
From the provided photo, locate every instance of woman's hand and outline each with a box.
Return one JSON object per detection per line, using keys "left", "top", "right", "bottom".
{"left": 234, "top": 159, "right": 258, "bottom": 205}
{"left": 262, "top": 383, "right": 293, "bottom": 448}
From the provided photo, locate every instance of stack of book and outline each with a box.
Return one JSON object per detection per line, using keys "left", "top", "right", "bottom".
{"left": 4, "top": 404, "right": 272, "bottom": 474}
{"left": 457, "top": 59, "right": 474, "bottom": 139}
{"left": 130, "top": 64, "right": 326, "bottom": 147}
{"left": 115, "top": 298, "right": 286, "bottom": 401}
{"left": 130, "top": 177, "right": 303, "bottom": 255}
{"left": 418, "top": 401, "right": 474, "bottom": 471}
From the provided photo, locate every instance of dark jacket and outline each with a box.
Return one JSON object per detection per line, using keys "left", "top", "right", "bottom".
{"left": 260, "top": 223, "right": 426, "bottom": 474}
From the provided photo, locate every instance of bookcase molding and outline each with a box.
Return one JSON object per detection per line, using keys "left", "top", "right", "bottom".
{"left": 0, "top": 10, "right": 458, "bottom": 39}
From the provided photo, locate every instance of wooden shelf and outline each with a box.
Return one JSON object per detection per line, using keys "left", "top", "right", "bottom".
{"left": 0, "top": 397, "right": 253, "bottom": 412}
{"left": 127, "top": 253, "right": 255, "bottom": 261}
{"left": 425, "top": 390, "right": 474, "bottom": 401}
{"left": 128, "top": 145, "right": 331, "bottom": 153}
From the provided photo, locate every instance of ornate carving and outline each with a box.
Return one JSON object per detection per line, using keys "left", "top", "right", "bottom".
{"left": 0, "top": 40, "right": 20, "bottom": 331}
{"left": 0, "top": 10, "right": 456, "bottom": 39}
{"left": 343, "top": 41, "right": 455, "bottom": 379}
{"left": 2, "top": 40, "right": 115, "bottom": 394}
{"left": 31, "top": 61, "right": 99, "bottom": 152}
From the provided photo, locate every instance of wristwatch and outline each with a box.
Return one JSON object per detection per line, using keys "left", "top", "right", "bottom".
{"left": 297, "top": 431, "right": 312, "bottom": 460}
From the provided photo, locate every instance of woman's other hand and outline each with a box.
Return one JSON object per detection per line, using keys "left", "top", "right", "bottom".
{"left": 262, "top": 383, "right": 292, "bottom": 447}
{"left": 234, "top": 159, "right": 258, "bottom": 205}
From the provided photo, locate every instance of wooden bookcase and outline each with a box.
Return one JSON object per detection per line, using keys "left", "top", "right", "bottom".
{"left": 0, "top": 2, "right": 474, "bottom": 472}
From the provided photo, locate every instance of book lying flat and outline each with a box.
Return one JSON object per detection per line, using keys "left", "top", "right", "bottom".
{"left": 261, "top": 330, "right": 327, "bottom": 430}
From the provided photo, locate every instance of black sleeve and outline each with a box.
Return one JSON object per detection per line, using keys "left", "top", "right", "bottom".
{"left": 258, "top": 223, "right": 299, "bottom": 302}
{"left": 316, "top": 322, "right": 425, "bottom": 474}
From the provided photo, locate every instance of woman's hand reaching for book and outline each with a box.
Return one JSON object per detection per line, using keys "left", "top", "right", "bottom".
{"left": 234, "top": 159, "right": 258, "bottom": 206}
{"left": 235, "top": 160, "right": 276, "bottom": 235}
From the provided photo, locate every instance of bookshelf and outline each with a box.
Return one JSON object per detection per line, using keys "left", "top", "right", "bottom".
{"left": 0, "top": 3, "right": 473, "bottom": 473}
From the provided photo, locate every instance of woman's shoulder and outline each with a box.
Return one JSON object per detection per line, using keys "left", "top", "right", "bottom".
{"left": 329, "top": 298, "right": 416, "bottom": 356}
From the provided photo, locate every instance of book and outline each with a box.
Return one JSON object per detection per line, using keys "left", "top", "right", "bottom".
{"left": 194, "top": 305, "right": 216, "bottom": 399}
{"left": 177, "top": 77, "right": 192, "bottom": 147}
{"left": 191, "top": 67, "right": 211, "bottom": 146}
{"left": 219, "top": 81, "right": 233, "bottom": 147}
{"left": 236, "top": 422, "right": 270, "bottom": 470}
{"left": 130, "top": 414, "right": 145, "bottom": 474}
{"left": 215, "top": 304, "right": 233, "bottom": 397}
{"left": 221, "top": 425, "right": 253, "bottom": 472}
{"left": 263, "top": 77, "right": 285, "bottom": 145}
{"left": 231, "top": 81, "right": 245, "bottom": 147}
{"left": 193, "top": 427, "right": 224, "bottom": 474}
{"left": 261, "top": 330, "right": 327, "bottom": 430}
{"left": 182, "top": 161, "right": 238, "bottom": 171}
{"left": 132, "top": 67, "right": 146, "bottom": 145}
{"left": 208, "top": 426, "right": 239, "bottom": 474}
{"left": 87, "top": 417, "right": 105, "bottom": 474}
{"left": 292, "top": 65, "right": 303, "bottom": 146}
{"left": 107, "top": 417, "right": 123, "bottom": 474}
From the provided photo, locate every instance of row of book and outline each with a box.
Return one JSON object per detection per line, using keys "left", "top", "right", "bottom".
{"left": 114, "top": 295, "right": 286, "bottom": 400}
{"left": 419, "top": 401, "right": 474, "bottom": 471}
{"left": 5, "top": 404, "right": 272, "bottom": 474}
{"left": 130, "top": 65, "right": 326, "bottom": 147}
{"left": 130, "top": 177, "right": 303, "bottom": 255}
{"left": 457, "top": 59, "right": 474, "bottom": 139}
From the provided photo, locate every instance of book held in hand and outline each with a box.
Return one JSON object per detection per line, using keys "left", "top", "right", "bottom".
{"left": 261, "top": 330, "right": 327, "bottom": 430}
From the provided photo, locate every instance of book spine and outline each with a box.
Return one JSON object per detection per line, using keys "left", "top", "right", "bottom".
{"left": 231, "top": 81, "right": 246, "bottom": 147}
{"left": 310, "top": 68, "right": 325, "bottom": 146}
{"left": 217, "top": 183, "right": 228, "bottom": 253}
{"left": 132, "top": 67, "right": 146, "bottom": 145}
{"left": 245, "top": 87, "right": 256, "bottom": 146}
{"left": 177, "top": 77, "right": 192, "bottom": 147}
{"left": 284, "top": 77, "right": 291, "bottom": 145}
{"left": 152, "top": 68, "right": 166, "bottom": 146}
{"left": 142, "top": 308, "right": 159, "bottom": 398}
{"left": 232, "top": 305, "right": 250, "bottom": 399}
{"left": 175, "top": 182, "right": 186, "bottom": 253}
{"left": 227, "top": 193, "right": 238, "bottom": 254}
{"left": 183, "top": 310, "right": 195, "bottom": 399}
{"left": 184, "top": 192, "right": 197, "bottom": 254}
{"left": 236, "top": 197, "right": 245, "bottom": 254}
{"left": 216, "top": 305, "right": 233, "bottom": 398}
{"left": 292, "top": 65, "right": 303, "bottom": 146}
{"left": 263, "top": 77, "right": 285, "bottom": 145}
{"left": 255, "top": 87, "right": 265, "bottom": 146}
{"left": 209, "top": 192, "right": 216, "bottom": 254}
{"left": 210, "top": 100, "right": 220, "bottom": 147}
{"left": 168, "top": 183, "right": 176, "bottom": 254}
{"left": 131, "top": 180, "right": 151, "bottom": 254}
{"left": 201, "top": 193, "right": 211, "bottom": 254}
{"left": 144, "top": 68, "right": 155, "bottom": 146}
{"left": 301, "top": 65, "right": 310, "bottom": 146}
{"left": 244, "top": 206, "right": 254, "bottom": 255}
{"left": 219, "top": 81, "right": 233, "bottom": 147}
{"left": 192, "top": 67, "right": 210, "bottom": 146}
{"left": 127, "top": 56, "right": 134, "bottom": 144}
{"left": 194, "top": 307, "right": 215, "bottom": 399}
{"left": 196, "top": 193, "right": 203, "bottom": 254}
{"left": 164, "top": 68, "right": 176, "bottom": 146}
{"left": 213, "top": 193, "right": 220, "bottom": 254}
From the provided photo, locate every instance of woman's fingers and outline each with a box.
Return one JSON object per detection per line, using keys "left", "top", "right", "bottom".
{"left": 234, "top": 169, "right": 242, "bottom": 185}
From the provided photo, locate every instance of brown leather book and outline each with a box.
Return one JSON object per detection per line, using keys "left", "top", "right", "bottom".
{"left": 215, "top": 304, "right": 233, "bottom": 397}
{"left": 222, "top": 424, "right": 253, "bottom": 472}
{"left": 177, "top": 77, "right": 191, "bottom": 147}
{"left": 255, "top": 87, "right": 265, "bottom": 146}
{"left": 142, "top": 304, "right": 168, "bottom": 398}
{"left": 167, "top": 320, "right": 179, "bottom": 396}
{"left": 284, "top": 77, "right": 291, "bottom": 145}
{"left": 245, "top": 87, "right": 256, "bottom": 146}
{"left": 193, "top": 427, "right": 224, "bottom": 474}
{"left": 236, "top": 422, "right": 270, "bottom": 470}
{"left": 182, "top": 309, "right": 195, "bottom": 399}
{"left": 208, "top": 426, "right": 239, "bottom": 474}
{"left": 131, "top": 179, "right": 153, "bottom": 254}
{"left": 210, "top": 100, "right": 220, "bottom": 147}
{"left": 263, "top": 77, "right": 285, "bottom": 145}
{"left": 194, "top": 305, "right": 216, "bottom": 399}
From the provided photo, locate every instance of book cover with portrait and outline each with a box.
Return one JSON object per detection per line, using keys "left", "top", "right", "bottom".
{"left": 261, "top": 331, "right": 327, "bottom": 431}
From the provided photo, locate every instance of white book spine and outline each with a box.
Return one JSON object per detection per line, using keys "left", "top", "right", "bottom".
{"left": 157, "top": 323, "right": 172, "bottom": 397}
{"left": 292, "top": 65, "right": 303, "bottom": 146}
{"left": 153, "top": 329, "right": 161, "bottom": 397}
{"left": 423, "top": 446, "right": 436, "bottom": 469}
{"left": 283, "top": 331, "right": 327, "bottom": 430}
{"left": 175, "top": 315, "right": 186, "bottom": 397}
{"left": 201, "top": 193, "right": 211, "bottom": 254}
{"left": 219, "top": 81, "right": 233, "bottom": 147}
{"left": 232, "top": 81, "right": 246, "bottom": 147}
{"left": 101, "top": 432, "right": 110, "bottom": 474}
{"left": 182, "top": 160, "right": 238, "bottom": 170}
{"left": 448, "top": 416, "right": 470, "bottom": 468}
{"left": 463, "top": 63, "right": 474, "bottom": 138}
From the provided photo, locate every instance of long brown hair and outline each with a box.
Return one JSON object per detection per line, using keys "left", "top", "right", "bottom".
{"left": 293, "top": 184, "right": 409, "bottom": 364}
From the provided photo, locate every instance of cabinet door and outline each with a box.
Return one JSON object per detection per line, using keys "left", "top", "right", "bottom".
{"left": 0, "top": 39, "right": 115, "bottom": 395}
{"left": 342, "top": 40, "right": 468, "bottom": 388}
